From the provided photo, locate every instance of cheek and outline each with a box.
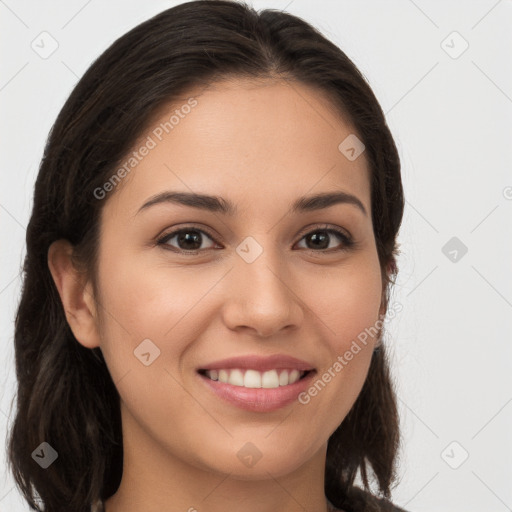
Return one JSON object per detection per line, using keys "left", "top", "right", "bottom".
{"left": 307, "top": 255, "right": 383, "bottom": 350}
{"left": 96, "top": 246, "right": 202, "bottom": 335}
{"left": 297, "top": 254, "right": 382, "bottom": 414}
{"left": 93, "top": 255, "right": 206, "bottom": 433}
{"left": 94, "top": 249, "right": 222, "bottom": 380}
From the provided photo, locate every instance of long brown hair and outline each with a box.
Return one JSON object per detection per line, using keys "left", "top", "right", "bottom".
{"left": 7, "top": 2, "right": 404, "bottom": 511}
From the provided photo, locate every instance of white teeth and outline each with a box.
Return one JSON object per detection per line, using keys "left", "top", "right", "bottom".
{"left": 229, "top": 369, "right": 244, "bottom": 387}
{"left": 261, "top": 370, "right": 279, "bottom": 388}
{"left": 244, "top": 369, "right": 261, "bottom": 388}
{"left": 288, "top": 369, "right": 300, "bottom": 384}
{"left": 203, "top": 368, "right": 307, "bottom": 388}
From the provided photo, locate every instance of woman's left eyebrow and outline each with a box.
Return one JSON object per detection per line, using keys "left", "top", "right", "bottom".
{"left": 135, "top": 190, "right": 367, "bottom": 217}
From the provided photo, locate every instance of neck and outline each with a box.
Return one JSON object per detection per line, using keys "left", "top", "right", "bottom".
{"left": 104, "top": 404, "right": 332, "bottom": 512}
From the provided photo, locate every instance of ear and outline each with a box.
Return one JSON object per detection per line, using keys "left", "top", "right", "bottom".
{"left": 378, "top": 257, "right": 397, "bottom": 318}
{"left": 48, "top": 239, "right": 101, "bottom": 349}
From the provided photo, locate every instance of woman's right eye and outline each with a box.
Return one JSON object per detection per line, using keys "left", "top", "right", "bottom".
{"left": 157, "top": 227, "right": 219, "bottom": 253}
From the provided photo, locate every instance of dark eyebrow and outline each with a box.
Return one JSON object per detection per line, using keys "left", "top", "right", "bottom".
{"left": 136, "top": 190, "right": 367, "bottom": 217}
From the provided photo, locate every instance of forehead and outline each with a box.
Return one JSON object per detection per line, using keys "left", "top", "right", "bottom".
{"left": 105, "top": 78, "right": 371, "bottom": 218}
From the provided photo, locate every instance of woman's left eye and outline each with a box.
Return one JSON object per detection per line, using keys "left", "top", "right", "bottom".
{"left": 295, "top": 227, "right": 354, "bottom": 252}
{"left": 156, "top": 225, "right": 354, "bottom": 254}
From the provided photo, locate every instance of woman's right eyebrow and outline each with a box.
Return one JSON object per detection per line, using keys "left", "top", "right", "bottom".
{"left": 135, "top": 190, "right": 367, "bottom": 217}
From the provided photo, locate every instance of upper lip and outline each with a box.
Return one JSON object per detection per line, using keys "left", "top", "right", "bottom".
{"left": 198, "top": 354, "right": 315, "bottom": 372}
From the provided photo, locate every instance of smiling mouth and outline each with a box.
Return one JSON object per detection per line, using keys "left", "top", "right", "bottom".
{"left": 197, "top": 368, "right": 314, "bottom": 389}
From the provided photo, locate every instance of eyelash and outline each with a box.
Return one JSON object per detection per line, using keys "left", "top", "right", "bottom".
{"left": 156, "top": 223, "right": 355, "bottom": 255}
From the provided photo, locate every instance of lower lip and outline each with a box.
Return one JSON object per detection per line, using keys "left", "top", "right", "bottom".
{"left": 197, "top": 371, "right": 316, "bottom": 412}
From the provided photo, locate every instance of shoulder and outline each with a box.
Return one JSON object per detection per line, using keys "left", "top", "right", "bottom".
{"left": 329, "top": 486, "right": 409, "bottom": 512}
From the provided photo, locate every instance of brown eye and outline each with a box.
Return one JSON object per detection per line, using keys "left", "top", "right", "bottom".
{"left": 295, "top": 227, "right": 354, "bottom": 252}
{"left": 158, "top": 228, "right": 217, "bottom": 252}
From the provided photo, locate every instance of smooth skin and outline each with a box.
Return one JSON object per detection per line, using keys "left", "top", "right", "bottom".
{"left": 48, "top": 78, "right": 384, "bottom": 512}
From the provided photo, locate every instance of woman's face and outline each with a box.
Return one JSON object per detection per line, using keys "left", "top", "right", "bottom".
{"left": 91, "top": 78, "right": 383, "bottom": 479}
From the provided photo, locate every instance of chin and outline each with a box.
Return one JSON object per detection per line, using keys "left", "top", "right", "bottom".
{"left": 198, "top": 444, "right": 316, "bottom": 480}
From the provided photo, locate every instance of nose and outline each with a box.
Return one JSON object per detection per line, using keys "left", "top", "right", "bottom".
{"left": 221, "top": 245, "right": 304, "bottom": 338}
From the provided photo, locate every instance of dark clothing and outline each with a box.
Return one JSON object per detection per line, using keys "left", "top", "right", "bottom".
{"left": 328, "top": 486, "right": 409, "bottom": 512}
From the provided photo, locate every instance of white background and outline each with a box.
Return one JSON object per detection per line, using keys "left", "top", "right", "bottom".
{"left": 1, "top": 1, "right": 511, "bottom": 511}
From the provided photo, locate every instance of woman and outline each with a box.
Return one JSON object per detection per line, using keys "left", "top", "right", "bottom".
{"left": 8, "top": 1, "right": 407, "bottom": 511}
